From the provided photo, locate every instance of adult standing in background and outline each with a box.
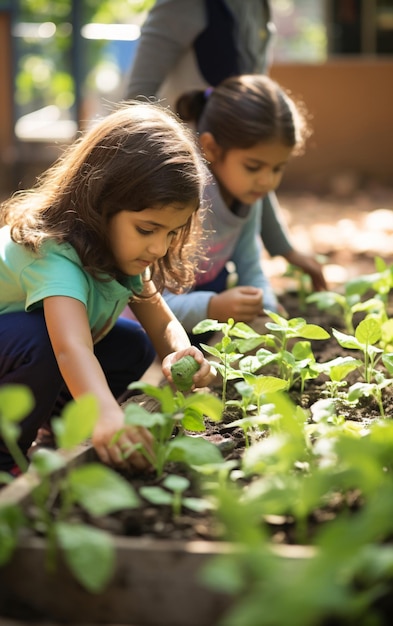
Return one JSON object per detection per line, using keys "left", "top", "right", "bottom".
{"left": 125, "top": 0, "right": 276, "bottom": 110}
{"left": 124, "top": 0, "right": 327, "bottom": 292}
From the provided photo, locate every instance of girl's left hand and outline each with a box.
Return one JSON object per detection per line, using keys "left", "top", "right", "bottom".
{"left": 162, "top": 347, "right": 217, "bottom": 390}
{"left": 285, "top": 249, "right": 327, "bottom": 291}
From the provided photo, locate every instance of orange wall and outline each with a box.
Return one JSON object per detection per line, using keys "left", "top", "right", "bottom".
{"left": 271, "top": 59, "right": 393, "bottom": 192}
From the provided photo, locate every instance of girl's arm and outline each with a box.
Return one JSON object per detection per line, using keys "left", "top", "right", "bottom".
{"left": 260, "top": 192, "right": 292, "bottom": 257}
{"left": 232, "top": 205, "right": 278, "bottom": 312}
{"left": 43, "top": 296, "right": 154, "bottom": 470}
{"left": 262, "top": 192, "right": 327, "bottom": 290}
{"left": 130, "top": 288, "right": 216, "bottom": 389}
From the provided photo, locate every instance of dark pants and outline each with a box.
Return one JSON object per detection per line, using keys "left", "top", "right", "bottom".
{"left": 0, "top": 310, "right": 155, "bottom": 470}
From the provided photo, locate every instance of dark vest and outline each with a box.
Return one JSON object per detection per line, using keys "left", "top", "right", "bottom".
{"left": 194, "top": 0, "right": 271, "bottom": 85}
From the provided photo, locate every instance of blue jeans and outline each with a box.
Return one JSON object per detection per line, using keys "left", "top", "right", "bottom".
{"left": 0, "top": 310, "right": 155, "bottom": 470}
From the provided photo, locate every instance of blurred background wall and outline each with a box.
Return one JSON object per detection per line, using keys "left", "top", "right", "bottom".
{"left": 271, "top": 59, "right": 393, "bottom": 191}
{"left": 0, "top": 0, "right": 392, "bottom": 195}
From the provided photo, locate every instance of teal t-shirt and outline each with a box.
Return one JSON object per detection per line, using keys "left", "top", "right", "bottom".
{"left": 0, "top": 225, "right": 143, "bottom": 343}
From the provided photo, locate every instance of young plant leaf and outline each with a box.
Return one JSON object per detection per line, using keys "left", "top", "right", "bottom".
{"left": 355, "top": 317, "right": 382, "bottom": 346}
{"left": 55, "top": 521, "right": 115, "bottom": 593}
{"left": 52, "top": 394, "right": 99, "bottom": 449}
{"left": 167, "top": 435, "right": 223, "bottom": 466}
{"left": 69, "top": 463, "right": 139, "bottom": 515}
{"left": 0, "top": 385, "right": 34, "bottom": 423}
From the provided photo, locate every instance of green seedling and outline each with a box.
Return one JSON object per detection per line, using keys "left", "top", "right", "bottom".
{"left": 240, "top": 339, "right": 321, "bottom": 393}
{"left": 345, "top": 256, "right": 393, "bottom": 306}
{"left": 232, "top": 373, "right": 288, "bottom": 422}
{"left": 284, "top": 255, "right": 328, "bottom": 312}
{"left": 0, "top": 384, "right": 35, "bottom": 481}
{"left": 331, "top": 318, "right": 393, "bottom": 417}
{"left": 192, "top": 317, "right": 262, "bottom": 404}
{"left": 332, "top": 317, "right": 384, "bottom": 384}
{"left": 225, "top": 379, "right": 257, "bottom": 422}
{"left": 125, "top": 381, "right": 223, "bottom": 476}
{"left": 224, "top": 383, "right": 288, "bottom": 449}
{"left": 171, "top": 355, "right": 201, "bottom": 391}
{"left": 0, "top": 386, "right": 140, "bottom": 593}
{"left": 247, "top": 310, "right": 330, "bottom": 388}
{"left": 308, "top": 290, "right": 388, "bottom": 336}
{"left": 140, "top": 473, "right": 212, "bottom": 519}
{"left": 313, "top": 355, "right": 362, "bottom": 401}
{"left": 201, "top": 397, "right": 393, "bottom": 626}
{"left": 307, "top": 257, "right": 393, "bottom": 335}
{"left": 284, "top": 263, "right": 313, "bottom": 312}
{"left": 307, "top": 290, "right": 360, "bottom": 335}
{"left": 347, "top": 375, "right": 392, "bottom": 418}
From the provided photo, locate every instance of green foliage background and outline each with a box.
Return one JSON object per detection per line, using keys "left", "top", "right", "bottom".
{"left": 14, "top": 0, "right": 155, "bottom": 118}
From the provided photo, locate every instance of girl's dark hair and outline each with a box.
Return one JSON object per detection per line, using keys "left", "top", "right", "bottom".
{"left": 1, "top": 102, "right": 208, "bottom": 292}
{"left": 176, "top": 74, "right": 310, "bottom": 154}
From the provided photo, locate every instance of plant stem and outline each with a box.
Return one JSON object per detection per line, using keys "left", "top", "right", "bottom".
{"left": 3, "top": 434, "right": 29, "bottom": 474}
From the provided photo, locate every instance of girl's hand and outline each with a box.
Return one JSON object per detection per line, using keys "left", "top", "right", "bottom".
{"left": 284, "top": 249, "right": 327, "bottom": 291}
{"left": 208, "top": 286, "right": 264, "bottom": 323}
{"left": 92, "top": 408, "right": 155, "bottom": 472}
{"left": 162, "top": 347, "right": 217, "bottom": 390}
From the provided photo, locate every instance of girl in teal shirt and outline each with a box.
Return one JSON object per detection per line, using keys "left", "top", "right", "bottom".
{"left": 0, "top": 102, "right": 216, "bottom": 475}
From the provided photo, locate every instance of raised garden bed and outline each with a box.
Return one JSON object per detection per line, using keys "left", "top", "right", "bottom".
{"left": 0, "top": 443, "right": 312, "bottom": 626}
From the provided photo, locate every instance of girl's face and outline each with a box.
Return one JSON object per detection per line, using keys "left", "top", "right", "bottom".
{"left": 202, "top": 135, "right": 292, "bottom": 206}
{"left": 108, "top": 202, "right": 196, "bottom": 276}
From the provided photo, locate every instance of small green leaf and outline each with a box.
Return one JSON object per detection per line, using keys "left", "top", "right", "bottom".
{"left": 228, "top": 322, "right": 261, "bottom": 339}
{"left": 69, "top": 463, "right": 139, "bottom": 515}
{"left": 30, "top": 448, "right": 67, "bottom": 476}
{"left": 163, "top": 474, "right": 190, "bottom": 493}
{"left": 382, "top": 353, "right": 393, "bottom": 375}
{"left": 355, "top": 318, "right": 382, "bottom": 346}
{"left": 181, "top": 408, "right": 206, "bottom": 432}
{"left": 307, "top": 291, "right": 346, "bottom": 308}
{"left": 139, "top": 486, "right": 173, "bottom": 506}
{"left": 55, "top": 522, "right": 115, "bottom": 593}
{"left": 315, "top": 356, "right": 362, "bottom": 382}
{"left": 348, "top": 382, "right": 374, "bottom": 401}
{"left": 167, "top": 435, "right": 223, "bottom": 466}
{"left": 332, "top": 328, "right": 361, "bottom": 349}
{"left": 52, "top": 394, "right": 99, "bottom": 449}
{"left": 183, "top": 497, "right": 213, "bottom": 513}
{"left": 124, "top": 403, "right": 167, "bottom": 428}
{"left": 242, "top": 374, "right": 288, "bottom": 395}
{"left": 192, "top": 319, "right": 225, "bottom": 334}
{"left": 128, "top": 382, "right": 176, "bottom": 414}
{"left": 296, "top": 324, "right": 330, "bottom": 340}
{"left": 183, "top": 393, "right": 223, "bottom": 422}
{"left": 201, "top": 554, "right": 247, "bottom": 593}
{"left": 0, "top": 385, "right": 35, "bottom": 423}
{"left": 292, "top": 341, "right": 314, "bottom": 360}
{"left": 0, "top": 504, "right": 27, "bottom": 565}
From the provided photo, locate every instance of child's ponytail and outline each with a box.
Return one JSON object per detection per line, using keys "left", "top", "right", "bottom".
{"left": 176, "top": 89, "right": 210, "bottom": 124}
